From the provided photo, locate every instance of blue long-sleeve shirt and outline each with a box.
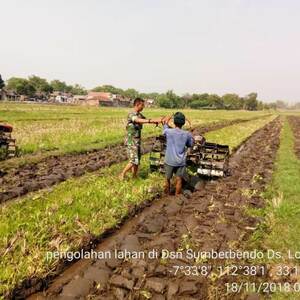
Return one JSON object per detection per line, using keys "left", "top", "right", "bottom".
{"left": 163, "top": 124, "right": 194, "bottom": 167}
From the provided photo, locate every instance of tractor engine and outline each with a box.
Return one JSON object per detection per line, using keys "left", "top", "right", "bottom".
{"left": 149, "top": 133, "right": 229, "bottom": 178}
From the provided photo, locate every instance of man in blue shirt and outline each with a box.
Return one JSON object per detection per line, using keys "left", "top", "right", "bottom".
{"left": 163, "top": 112, "right": 194, "bottom": 195}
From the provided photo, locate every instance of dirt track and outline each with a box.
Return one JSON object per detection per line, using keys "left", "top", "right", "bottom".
{"left": 24, "top": 117, "right": 281, "bottom": 300}
{"left": 288, "top": 116, "right": 300, "bottom": 159}
{"left": 0, "top": 117, "right": 266, "bottom": 204}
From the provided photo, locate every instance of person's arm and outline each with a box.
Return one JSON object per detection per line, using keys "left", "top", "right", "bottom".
{"left": 160, "top": 116, "right": 172, "bottom": 134}
{"left": 163, "top": 123, "right": 169, "bottom": 134}
{"left": 162, "top": 115, "right": 172, "bottom": 125}
{"left": 186, "top": 133, "right": 194, "bottom": 147}
{"left": 133, "top": 117, "right": 162, "bottom": 124}
{"left": 132, "top": 115, "right": 163, "bottom": 125}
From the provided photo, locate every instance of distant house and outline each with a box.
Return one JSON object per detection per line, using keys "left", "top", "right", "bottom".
{"left": 73, "top": 95, "right": 87, "bottom": 104}
{"left": 115, "top": 96, "right": 132, "bottom": 107}
{"left": 86, "top": 92, "right": 115, "bottom": 106}
{"left": 145, "top": 98, "right": 155, "bottom": 107}
{"left": 20, "top": 95, "right": 29, "bottom": 101}
{"left": 75, "top": 92, "right": 132, "bottom": 107}
{"left": 0, "top": 90, "right": 19, "bottom": 101}
{"left": 49, "top": 91, "right": 72, "bottom": 103}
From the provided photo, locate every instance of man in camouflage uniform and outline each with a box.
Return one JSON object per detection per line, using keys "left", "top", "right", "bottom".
{"left": 120, "top": 98, "right": 162, "bottom": 180}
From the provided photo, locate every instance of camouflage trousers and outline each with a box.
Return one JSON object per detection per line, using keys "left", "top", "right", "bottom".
{"left": 127, "top": 141, "right": 141, "bottom": 166}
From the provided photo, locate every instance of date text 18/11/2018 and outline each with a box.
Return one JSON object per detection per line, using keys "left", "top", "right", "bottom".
{"left": 226, "top": 282, "right": 300, "bottom": 294}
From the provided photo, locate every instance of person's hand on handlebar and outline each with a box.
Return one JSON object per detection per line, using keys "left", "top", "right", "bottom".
{"left": 149, "top": 117, "right": 164, "bottom": 125}
{"left": 161, "top": 115, "right": 173, "bottom": 126}
{"left": 132, "top": 117, "right": 161, "bottom": 125}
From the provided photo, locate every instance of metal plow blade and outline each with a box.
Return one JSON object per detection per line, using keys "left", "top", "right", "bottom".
{"left": 149, "top": 135, "right": 166, "bottom": 173}
{"left": 149, "top": 132, "right": 230, "bottom": 178}
{"left": 195, "top": 142, "right": 229, "bottom": 177}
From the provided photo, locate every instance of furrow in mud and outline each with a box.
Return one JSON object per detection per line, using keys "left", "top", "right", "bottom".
{"left": 288, "top": 115, "right": 300, "bottom": 159}
{"left": 23, "top": 117, "right": 281, "bottom": 300}
{"left": 0, "top": 116, "right": 268, "bottom": 204}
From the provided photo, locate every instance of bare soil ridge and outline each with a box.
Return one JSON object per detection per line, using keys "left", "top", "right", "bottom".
{"left": 24, "top": 117, "right": 281, "bottom": 300}
{"left": 0, "top": 116, "right": 267, "bottom": 204}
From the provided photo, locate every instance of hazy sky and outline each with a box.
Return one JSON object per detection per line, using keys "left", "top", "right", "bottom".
{"left": 1, "top": 0, "right": 300, "bottom": 103}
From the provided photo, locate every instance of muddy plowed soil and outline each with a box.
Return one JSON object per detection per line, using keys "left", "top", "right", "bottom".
{"left": 0, "top": 117, "right": 266, "bottom": 204}
{"left": 288, "top": 116, "right": 300, "bottom": 159}
{"left": 25, "top": 117, "right": 281, "bottom": 300}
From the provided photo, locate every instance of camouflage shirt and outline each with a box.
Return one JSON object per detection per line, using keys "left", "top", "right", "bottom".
{"left": 126, "top": 111, "right": 146, "bottom": 145}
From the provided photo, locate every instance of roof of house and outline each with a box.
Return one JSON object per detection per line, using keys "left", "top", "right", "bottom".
{"left": 73, "top": 95, "right": 87, "bottom": 99}
{"left": 5, "top": 90, "right": 18, "bottom": 96}
{"left": 87, "top": 92, "right": 112, "bottom": 101}
{"left": 146, "top": 99, "right": 154, "bottom": 103}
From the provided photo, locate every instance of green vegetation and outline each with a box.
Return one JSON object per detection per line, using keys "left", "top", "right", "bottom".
{"left": 188, "top": 92, "right": 264, "bottom": 110}
{"left": 5, "top": 76, "right": 87, "bottom": 98}
{"left": 0, "top": 156, "right": 164, "bottom": 296}
{"left": 50, "top": 79, "right": 86, "bottom": 95}
{"left": 0, "top": 102, "right": 271, "bottom": 167}
{"left": 92, "top": 85, "right": 271, "bottom": 110}
{"left": 0, "top": 74, "right": 5, "bottom": 90}
{"left": 92, "top": 84, "right": 140, "bottom": 99}
{"left": 157, "top": 90, "right": 183, "bottom": 108}
{"left": 0, "top": 116, "right": 275, "bottom": 296}
{"left": 205, "top": 115, "right": 276, "bottom": 151}
{"left": 249, "top": 118, "right": 300, "bottom": 299}
{"left": 6, "top": 77, "right": 36, "bottom": 97}
{"left": 2, "top": 72, "right": 279, "bottom": 110}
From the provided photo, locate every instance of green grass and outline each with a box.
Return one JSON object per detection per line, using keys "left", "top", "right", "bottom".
{"left": 0, "top": 156, "right": 164, "bottom": 297}
{"left": 248, "top": 118, "right": 300, "bottom": 299}
{"left": 204, "top": 115, "right": 276, "bottom": 151}
{"left": 0, "top": 115, "right": 276, "bottom": 297}
{"left": 0, "top": 102, "right": 272, "bottom": 159}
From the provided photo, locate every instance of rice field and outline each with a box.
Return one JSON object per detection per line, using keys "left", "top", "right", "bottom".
{"left": 0, "top": 102, "right": 272, "bottom": 157}
{"left": 0, "top": 114, "right": 276, "bottom": 296}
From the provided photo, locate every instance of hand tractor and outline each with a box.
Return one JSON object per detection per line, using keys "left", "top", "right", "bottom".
{"left": 0, "top": 123, "right": 17, "bottom": 160}
{"left": 149, "top": 121, "right": 230, "bottom": 178}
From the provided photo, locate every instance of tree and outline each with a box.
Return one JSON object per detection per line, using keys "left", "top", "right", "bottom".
{"left": 267, "top": 102, "right": 277, "bottom": 110}
{"left": 189, "top": 93, "right": 210, "bottom": 109}
{"left": 69, "top": 84, "right": 87, "bottom": 95}
{"left": 275, "top": 100, "right": 288, "bottom": 109}
{"left": 124, "top": 88, "right": 139, "bottom": 99}
{"left": 157, "top": 90, "right": 182, "bottom": 108}
{"left": 50, "top": 79, "right": 70, "bottom": 92}
{"left": 28, "top": 75, "right": 53, "bottom": 94}
{"left": 92, "top": 85, "right": 124, "bottom": 95}
{"left": 139, "top": 92, "right": 159, "bottom": 103}
{"left": 222, "top": 93, "right": 242, "bottom": 110}
{"left": 257, "top": 101, "right": 264, "bottom": 110}
{"left": 6, "top": 77, "right": 36, "bottom": 96}
{"left": 157, "top": 94, "right": 171, "bottom": 108}
{"left": 208, "top": 94, "right": 224, "bottom": 109}
{"left": 0, "top": 74, "right": 5, "bottom": 90}
{"left": 244, "top": 92, "right": 258, "bottom": 111}
{"left": 182, "top": 93, "right": 192, "bottom": 108}
{"left": 292, "top": 102, "right": 300, "bottom": 110}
